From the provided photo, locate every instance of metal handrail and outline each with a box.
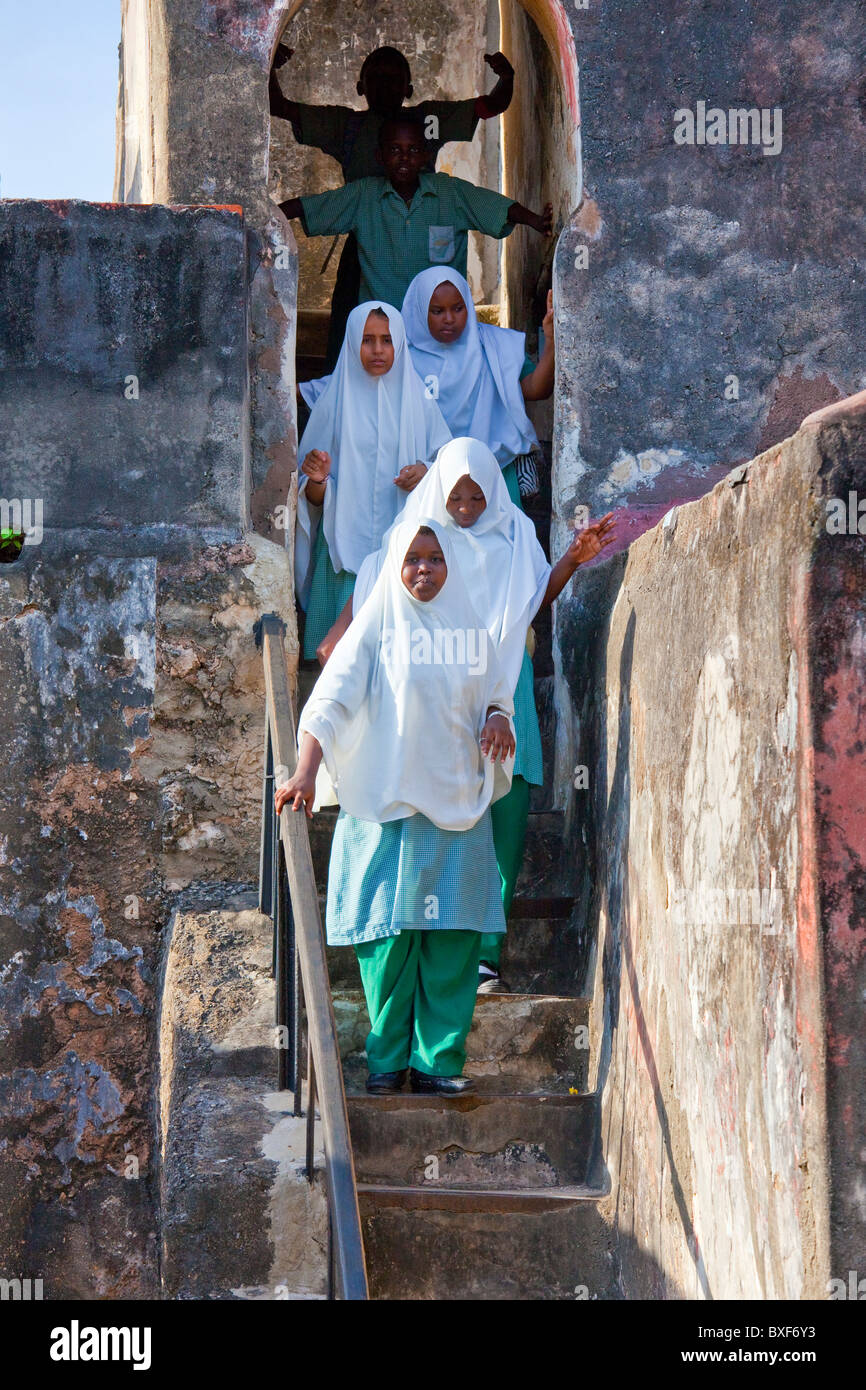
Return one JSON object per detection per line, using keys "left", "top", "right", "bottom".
{"left": 255, "top": 612, "right": 368, "bottom": 1301}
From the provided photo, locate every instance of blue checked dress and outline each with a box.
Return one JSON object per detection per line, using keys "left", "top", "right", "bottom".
{"left": 302, "top": 525, "right": 357, "bottom": 660}
{"left": 325, "top": 807, "right": 506, "bottom": 946}
{"left": 501, "top": 458, "right": 543, "bottom": 788}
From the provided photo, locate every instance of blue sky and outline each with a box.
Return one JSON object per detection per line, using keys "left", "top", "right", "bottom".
{"left": 0, "top": 2, "right": 120, "bottom": 200}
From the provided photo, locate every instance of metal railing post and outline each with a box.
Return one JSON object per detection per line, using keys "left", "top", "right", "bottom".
{"left": 256, "top": 612, "right": 368, "bottom": 1299}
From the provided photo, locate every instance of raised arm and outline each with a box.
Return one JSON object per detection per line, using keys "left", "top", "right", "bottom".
{"left": 542, "top": 514, "right": 617, "bottom": 607}
{"left": 507, "top": 200, "right": 554, "bottom": 237}
{"left": 476, "top": 52, "right": 515, "bottom": 119}
{"left": 521, "top": 290, "right": 555, "bottom": 401}
{"left": 269, "top": 43, "right": 300, "bottom": 124}
{"left": 279, "top": 182, "right": 360, "bottom": 238}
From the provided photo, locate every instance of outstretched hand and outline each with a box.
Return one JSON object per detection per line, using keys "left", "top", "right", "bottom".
{"left": 536, "top": 203, "right": 554, "bottom": 237}
{"left": 480, "top": 714, "right": 516, "bottom": 763}
{"left": 567, "top": 512, "right": 616, "bottom": 568}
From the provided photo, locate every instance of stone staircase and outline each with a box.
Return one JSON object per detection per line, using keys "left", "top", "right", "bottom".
{"left": 297, "top": 453, "right": 612, "bottom": 1298}
{"left": 156, "top": 456, "right": 612, "bottom": 1297}
{"left": 305, "top": 775, "right": 611, "bottom": 1300}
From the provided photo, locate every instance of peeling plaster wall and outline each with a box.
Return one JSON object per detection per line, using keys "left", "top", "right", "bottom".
{"left": 581, "top": 405, "right": 866, "bottom": 1297}
{"left": 551, "top": 0, "right": 866, "bottom": 810}
{"left": 0, "top": 202, "right": 296, "bottom": 1297}
{"left": 115, "top": 0, "right": 300, "bottom": 547}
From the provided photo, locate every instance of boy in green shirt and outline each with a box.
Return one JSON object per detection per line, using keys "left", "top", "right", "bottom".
{"left": 280, "top": 116, "right": 552, "bottom": 313}
{"left": 270, "top": 44, "right": 516, "bottom": 365}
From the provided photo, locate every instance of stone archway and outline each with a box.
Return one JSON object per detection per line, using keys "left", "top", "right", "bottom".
{"left": 499, "top": 0, "right": 581, "bottom": 334}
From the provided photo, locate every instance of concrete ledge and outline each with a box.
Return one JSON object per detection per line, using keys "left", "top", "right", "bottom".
{"left": 0, "top": 200, "right": 250, "bottom": 538}
{"left": 158, "top": 905, "right": 328, "bottom": 1299}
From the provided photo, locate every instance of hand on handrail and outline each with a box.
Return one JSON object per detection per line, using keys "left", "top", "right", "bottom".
{"left": 274, "top": 735, "right": 323, "bottom": 820}
{"left": 275, "top": 772, "right": 316, "bottom": 819}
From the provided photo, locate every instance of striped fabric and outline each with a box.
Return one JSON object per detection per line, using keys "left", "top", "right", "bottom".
{"left": 325, "top": 807, "right": 506, "bottom": 946}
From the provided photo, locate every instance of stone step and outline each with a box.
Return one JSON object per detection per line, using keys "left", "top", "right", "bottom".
{"left": 517, "top": 811, "right": 574, "bottom": 897}
{"left": 158, "top": 903, "right": 329, "bottom": 1299}
{"left": 333, "top": 991, "right": 591, "bottom": 1095}
{"left": 346, "top": 1092, "right": 604, "bottom": 1192}
{"left": 356, "top": 1189, "right": 611, "bottom": 1300}
{"left": 465, "top": 993, "right": 590, "bottom": 1093}
{"left": 357, "top": 1183, "right": 605, "bottom": 1210}
{"left": 500, "top": 913, "right": 586, "bottom": 997}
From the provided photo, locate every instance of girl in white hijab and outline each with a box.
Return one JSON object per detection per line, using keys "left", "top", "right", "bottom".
{"left": 400, "top": 267, "right": 555, "bottom": 503}
{"left": 276, "top": 516, "right": 515, "bottom": 1096}
{"left": 350, "top": 437, "right": 615, "bottom": 991}
{"left": 294, "top": 300, "right": 450, "bottom": 659}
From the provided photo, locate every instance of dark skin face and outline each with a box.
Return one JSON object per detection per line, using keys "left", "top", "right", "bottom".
{"left": 401, "top": 532, "right": 448, "bottom": 601}
{"left": 358, "top": 54, "right": 412, "bottom": 115}
{"left": 427, "top": 282, "right": 469, "bottom": 344}
{"left": 376, "top": 123, "right": 430, "bottom": 200}
{"left": 445, "top": 475, "right": 487, "bottom": 529}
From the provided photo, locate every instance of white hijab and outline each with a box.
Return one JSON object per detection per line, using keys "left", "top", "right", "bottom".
{"left": 354, "top": 438, "right": 550, "bottom": 693}
{"left": 298, "top": 516, "right": 514, "bottom": 830}
{"left": 401, "top": 268, "right": 539, "bottom": 467}
{"left": 294, "top": 301, "right": 451, "bottom": 604}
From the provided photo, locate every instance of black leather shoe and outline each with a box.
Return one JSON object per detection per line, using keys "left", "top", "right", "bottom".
{"left": 365, "top": 1069, "right": 408, "bottom": 1094}
{"left": 477, "top": 963, "right": 511, "bottom": 995}
{"left": 409, "top": 1069, "right": 475, "bottom": 1096}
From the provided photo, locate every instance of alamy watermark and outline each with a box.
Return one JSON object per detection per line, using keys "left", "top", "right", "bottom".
{"left": 669, "top": 884, "right": 782, "bottom": 933}
{"left": 0, "top": 497, "right": 43, "bottom": 547}
{"left": 827, "top": 1270, "right": 866, "bottom": 1299}
{"left": 381, "top": 621, "right": 489, "bottom": 675}
{"left": 50, "top": 1321, "right": 151, "bottom": 1370}
{"left": 1, "top": 1276, "right": 43, "bottom": 1300}
{"left": 825, "top": 491, "right": 866, "bottom": 535}
{"left": 674, "top": 102, "right": 783, "bottom": 157}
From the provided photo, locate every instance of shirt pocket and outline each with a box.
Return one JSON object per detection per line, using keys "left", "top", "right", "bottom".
{"left": 428, "top": 224, "right": 456, "bottom": 264}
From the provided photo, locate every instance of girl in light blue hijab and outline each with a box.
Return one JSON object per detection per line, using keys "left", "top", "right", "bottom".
{"left": 400, "top": 267, "right": 555, "bottom": 503}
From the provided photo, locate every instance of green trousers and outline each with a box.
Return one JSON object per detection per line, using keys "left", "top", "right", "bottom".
{"left": 355, "top": 929, "right": 482, "bottom": 1075}
{"left": 480, "top": 775, "right": 530, "bottom": 969}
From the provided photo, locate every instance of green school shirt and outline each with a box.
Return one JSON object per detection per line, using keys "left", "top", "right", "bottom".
{"left": 291, "top": 99, "right": 479, "bottom": 183}
{"left": 300, "top": 170, "right": 515, "bottom": 308}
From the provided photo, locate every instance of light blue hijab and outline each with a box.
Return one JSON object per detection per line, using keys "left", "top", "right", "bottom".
{"left": 400, "top": 268, "right": 538, "bottom": 467}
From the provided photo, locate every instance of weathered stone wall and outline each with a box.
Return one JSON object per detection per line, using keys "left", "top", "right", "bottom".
{"left": 0, "top": 202, "right": 295, "bottom": 1297}
{"left": 551, "top": 0, "right": 866, "bottom": 806}
{"left": 580, "top": 400, "right": 866, "bottom": 1297}
{"left": 268, "top": 0, "right": 502, "bottom": 313}
{"left": 115, "top": 0, "right": 299, "bottom": 547}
